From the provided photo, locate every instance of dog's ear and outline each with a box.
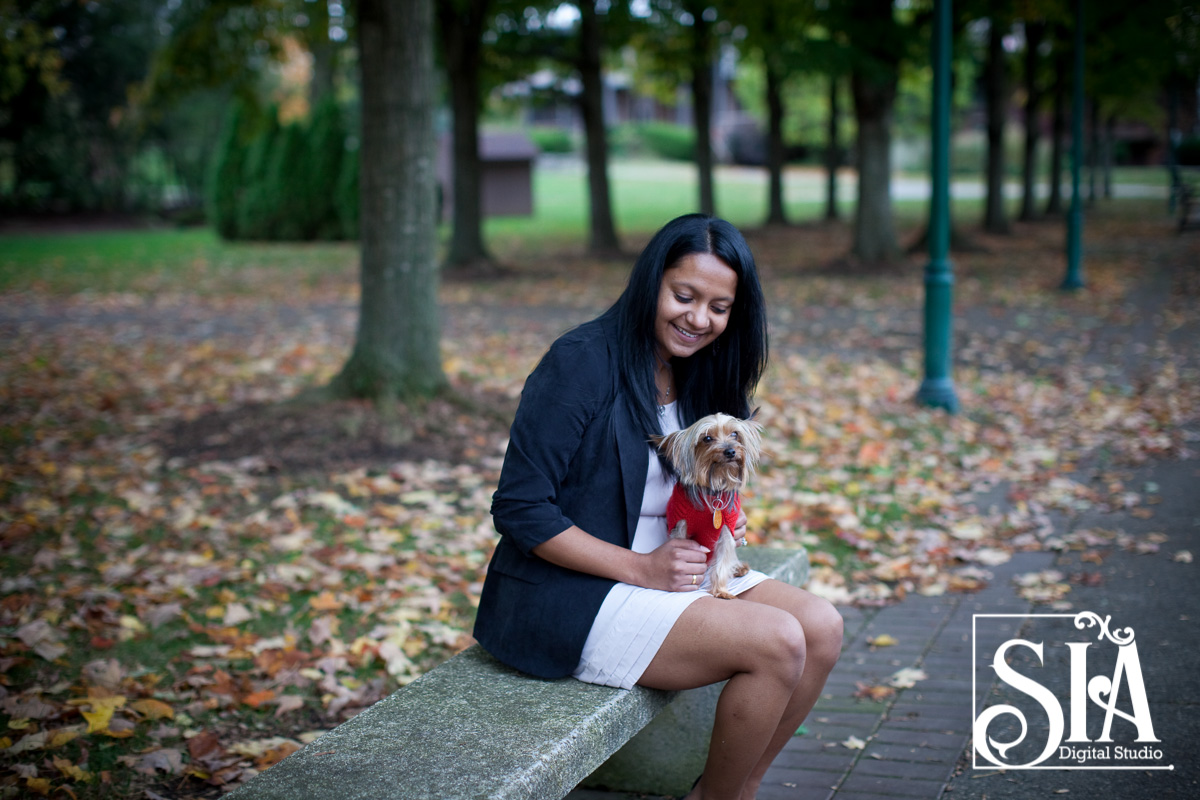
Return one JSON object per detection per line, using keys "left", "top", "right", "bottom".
{"left": 650, "top": 429, "right": 685, "bottom": 473}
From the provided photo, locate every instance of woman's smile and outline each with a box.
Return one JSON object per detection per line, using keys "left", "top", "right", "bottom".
{"left": 654, "top": 252, "right": 738, "bottom": 361}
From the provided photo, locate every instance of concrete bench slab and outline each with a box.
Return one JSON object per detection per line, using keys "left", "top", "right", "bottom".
{"left": 225, "top": 547, "right": 808, "bottom": 800}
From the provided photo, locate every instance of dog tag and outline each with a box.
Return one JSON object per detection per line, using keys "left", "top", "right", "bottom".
{"left": 712, "top": 508, "right": 723, "bottom": 529}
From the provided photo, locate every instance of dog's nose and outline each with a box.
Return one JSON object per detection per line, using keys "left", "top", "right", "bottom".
{"left": 724, "top": 447, "right": 737, "bottom": 460}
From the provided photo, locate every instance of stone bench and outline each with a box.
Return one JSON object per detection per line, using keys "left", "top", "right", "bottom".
{"left": 225, "top": 547, "right": 809, "bottom": 800}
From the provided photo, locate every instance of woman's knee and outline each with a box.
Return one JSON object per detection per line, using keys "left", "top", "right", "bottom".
{"left": 752, "top": 607, "right": 807, "bottom": 684}
{"left": 805, "top": 597, "right": 844, "bottom": 670}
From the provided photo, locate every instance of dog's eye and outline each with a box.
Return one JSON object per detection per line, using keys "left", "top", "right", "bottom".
{"left": 703, "top": 435, "right": 713, "bottom": 443}
{"left": 730, "top": 431, "right": 739, "bottom": 439}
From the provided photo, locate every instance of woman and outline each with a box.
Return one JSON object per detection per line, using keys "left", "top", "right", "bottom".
{"left": 474, "top": 214, "right": 842, "bottom": 800}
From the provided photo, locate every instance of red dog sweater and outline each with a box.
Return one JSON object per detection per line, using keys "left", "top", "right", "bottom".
{"left": 665, "top": 485, "right": 741, "bottom": 562}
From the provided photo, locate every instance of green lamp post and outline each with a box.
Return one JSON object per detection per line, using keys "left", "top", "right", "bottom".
{"left": 1062, "top": 0, "right": 1085, "bottom": 290}
{"left": 917, "top": 0, "right": 960, "bottom": 413}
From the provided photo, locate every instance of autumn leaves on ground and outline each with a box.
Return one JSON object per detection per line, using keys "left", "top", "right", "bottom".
{"left": 2, "top": 205, "right": 1198, "bottom": 798}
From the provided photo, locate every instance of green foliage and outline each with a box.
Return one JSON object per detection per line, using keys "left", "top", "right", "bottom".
{"left": 305, "top": 97, "right": 349, "bottom": 239}
{"left": 637, "top": 122, "right": 695, "bottom": 161}
{"left": 0, "top": 0, "right": 165, "bottom": 213}
{"left": 235, "top": 110, "right": 282, "bottom": 240}
{"left": 267, "top": 123, "right": 311, "bottom": 241}
{"left": 336, "top": 139, "right": 360, "bottom": 240}
{"left": 206, "top": 101, "right": 248, "bottom": 238}
{"left": 208, "top": 100, "right": 355, "bottom": 242}
{"left": 527, "top": 126, "right": 574, "bottom": 154}
{"left": 603, "top": 122, "right": 696, "bottom": 161}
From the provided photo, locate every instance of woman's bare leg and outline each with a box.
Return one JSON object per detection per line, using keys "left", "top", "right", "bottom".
{"left": 636, "top": 594, "right": 809, "bottom": 800}
{"left": 734, "top": 581, "right": 844, "bottom": 800}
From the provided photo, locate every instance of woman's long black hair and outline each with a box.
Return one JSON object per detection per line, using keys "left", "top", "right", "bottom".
{"left": 600, "top": 213, "right": 769, "bottom": 439}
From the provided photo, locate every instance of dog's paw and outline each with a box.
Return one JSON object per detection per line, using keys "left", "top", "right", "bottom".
{"left": 712, "top": 589, "right": 738, "bottom": 600}
{"left": 734, "top": 562, "right": 749, "bottom": 578}
{"left": 668, "top": 519, "right": 688, "bottom": 540}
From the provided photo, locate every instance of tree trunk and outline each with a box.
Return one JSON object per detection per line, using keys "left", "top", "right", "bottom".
{"left": 1044, "top": 29, "right": 1067, "bottom": 216}
{"left": 1087, "top": 98, "right": 1099, "bottom": 206}
{"left": 437, "top": 0, "right": 495, "bottom": 272}
{"left": 330, "top": 0, "right": 445, "bottom": 401}
{"left": 578, "top": 0, "right": 620, "bottom": 256}
{"left": 764, "top": 57, "right": 787, "bottom": 226}
{"left": 308, "top": 3, "right": 336, "bottom": 108}
{"left": 687, "top": 0, "right": 715, "bottom": 216}
{"left": 851, "top": 67, "right": 898, "bottom": 262}
{"left": 824, "top": 75, "right": 840, "bottom": 221}
{"left": 1018, "top": 20, "right": 1043, "bottom": 221}
{"left": 983, "top": 17, "right": 1010, "bottom": 234}
{"left": 1103, "top": 112, "right": 1115, "bottom": 199}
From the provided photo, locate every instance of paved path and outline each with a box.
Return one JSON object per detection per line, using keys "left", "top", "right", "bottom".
{"left": 755, "top": 550, "right": 1051, "bottom": 800}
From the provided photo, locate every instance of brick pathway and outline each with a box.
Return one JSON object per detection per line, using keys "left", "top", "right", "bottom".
{"left": 753, "top": 551, "right": 1055, "bottom": 800}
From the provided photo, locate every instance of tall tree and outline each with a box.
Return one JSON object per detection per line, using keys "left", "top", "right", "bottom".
{"left": 578, "top": 0, "right": 622, "bottom": 255}
{"left": 683, "top": 0, "right": 717, "bottom": 216}
{"left": 629, "top": 0, "right": 720, "bottom": 216}
{"left": 730, "top": 0, "right": 819, "bottom": 227}
{"left": 982, "top": 13, "right": 1013, "bottom": 234}
{"left": 330, "top": 0, "right": 445, "bottom": 400}
{"left": 1018, "top": 18, "right": 1045, "bottom": 221}
{"left": 437, "top": 0, "right": 500, "bottom": 273}
{"left": 824, "top": 75, "right": 842, "bottom": 221}
{"left": 1043, "top": 22, "right": 1069, "bottom": 215}
{"left": 840, "top": 0, "right": 911, "bottom": 263}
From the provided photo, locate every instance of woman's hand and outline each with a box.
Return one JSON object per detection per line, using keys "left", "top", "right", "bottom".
{"left": 641, "top": 538, "right": 710, "bottom": 592}
{"left": 734, "top": 509, "right": 748, "bottom": 548}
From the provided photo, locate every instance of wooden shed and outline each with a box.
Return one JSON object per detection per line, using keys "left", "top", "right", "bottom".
{"left": 438, "top": 131, "right": 538, "bottom": 221}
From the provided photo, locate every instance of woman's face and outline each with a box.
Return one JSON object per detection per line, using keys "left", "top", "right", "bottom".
{"left": 654, "top": 252, "right": 738, "bottom": 361}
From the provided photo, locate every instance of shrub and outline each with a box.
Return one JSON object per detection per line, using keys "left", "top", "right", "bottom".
{"left": 265, "top": 123, "right": 310, "bottom": 240}
{"left": 335, "top": 139, "right": 359, "bottom": 240}
{"left": 235, "top": 110, "right": 282, "bottom": 240}
{"left": 637, "top": 122, "right": 695, "bottom": 161}
{"left": 305, "top": 98, "right": 348, "bottom": 239}
{"left": 528, "top": 127, "right": 573, "bottom": 154}
{"left": 205, "top": 101, "right": 247, "bottom": 239}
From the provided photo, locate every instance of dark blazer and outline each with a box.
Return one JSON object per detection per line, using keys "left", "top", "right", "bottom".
{"left": 473, "top": 315, "right": 651, "bottom": 679}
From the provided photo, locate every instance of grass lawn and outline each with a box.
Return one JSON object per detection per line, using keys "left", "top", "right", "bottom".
{"left": 2, "top": 159, "right": 1170, "bottom": 294}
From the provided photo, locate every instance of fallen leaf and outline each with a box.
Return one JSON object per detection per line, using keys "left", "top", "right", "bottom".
{"left": 223, "top": 602, "right": 255, "bottom": 626}
{"left": 308, "top": 591, "right": 344, "bottom": 612}
{"left": 131, "top": 699, "right": 175, "bottom": 720}
{"left": 950, "top": 520, "right": 987, "bottom": 541}
{"left": 842, "top": 735, "right": 867, "bottom": 750}
{"left": 120, "top": 747, "right": 185, "bottom": 776}
{"left": 15, "top": 620, "right": 67, "bottom": 662}
{"left": 273, "top": 694, "right": 305, "bottom": 717}
{"left": 854, "top": 682, "right": 896, "bottom": 701}
{"left": 867, "top": 634, "right": 898, "bottom": 648}
{"left": 889, "top": 668, "right": 928, "bottom": 689}
{"left": 53, "top": 755, "right": 93, "bottom": 782}
{"left": 242, "top": 689, "right": 276, "bottom": 708}
{"left": 25, "top": 777, "right": 52, "bottom": 796}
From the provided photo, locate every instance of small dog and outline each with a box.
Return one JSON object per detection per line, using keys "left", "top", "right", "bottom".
{"left": 651, "top": 412, "right": 763, "bottom": 599}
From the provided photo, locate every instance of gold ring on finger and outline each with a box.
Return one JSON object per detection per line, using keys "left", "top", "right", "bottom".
{"left": 691, "top": 574, "right": 697, "bottom": 585}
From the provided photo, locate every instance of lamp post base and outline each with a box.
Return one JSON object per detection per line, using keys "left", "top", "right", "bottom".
{"left": 916, "top": 377, "right": 960, "bottom": 413}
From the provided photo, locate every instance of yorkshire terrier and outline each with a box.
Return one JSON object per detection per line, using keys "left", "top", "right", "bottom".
{"left": 651, "top": 412, "right": 763, "bottom": 599}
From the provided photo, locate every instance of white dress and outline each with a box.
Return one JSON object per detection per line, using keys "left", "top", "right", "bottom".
{"left": 571, "top": 402, "right": 769, "bottom": 689}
